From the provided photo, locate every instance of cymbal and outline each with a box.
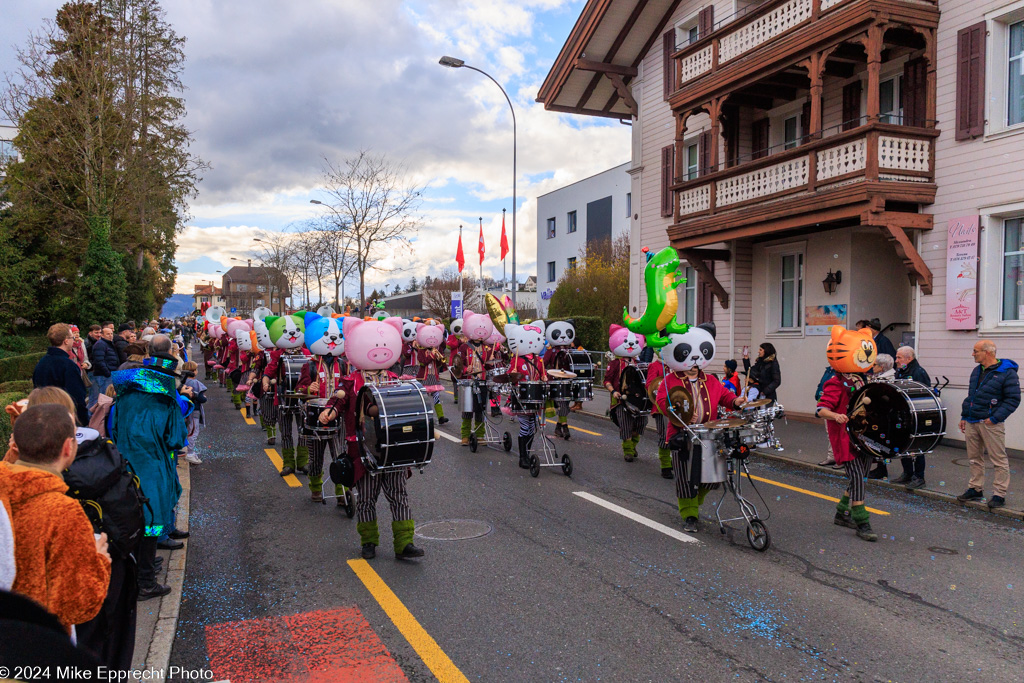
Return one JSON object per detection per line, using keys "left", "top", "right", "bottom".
{"left": 706, "top": 418, "right": 748, "bottom": 429}
{"left": 743, "top": 398, "right": 773, "bottom": 409}
{"left": 548, "top": 369, "right": 577, "bottom": 379}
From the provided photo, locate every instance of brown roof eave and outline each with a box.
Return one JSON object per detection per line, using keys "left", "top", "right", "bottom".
{"left": 537, "top": 0, "right": 615, "bottom": 104}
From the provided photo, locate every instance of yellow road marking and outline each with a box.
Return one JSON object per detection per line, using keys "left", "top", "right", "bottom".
{"left": 348, "top": 559, "right": 469, "bottom": 683}
{"left": 568, "top": 424, "right": 601, "bottom": 436}
{"left": 241, "top": 409, "right": 256, "bottom": 426}
{"left": 742, "top": 472, "right": 890, "bottom": 516}
{"left": 264, "top": 448, "right": 302, "bottom": 488}
{"left": 445, "top": 390, "right": 454, "bottom": 395}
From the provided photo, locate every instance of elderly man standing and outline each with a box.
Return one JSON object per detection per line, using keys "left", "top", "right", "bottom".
{"left": 32, "top": 323, "right": 88, "bottom": 426}
{"left": 892, "top": 346, "right": 932, "bottom": 488}
{"left": 957, "top": 340, "right": 1020, "bottom": 509}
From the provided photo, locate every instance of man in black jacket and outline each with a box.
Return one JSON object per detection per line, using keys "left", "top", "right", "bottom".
{"left": 91, "top": 327, "right": 120, "bottom": 399}
{"left": 112, "top": 324, "right": 134, "bottom": 366}
{"left": 891, "top": 346, "right": 932, "bottom": 488}
{"left": 32, "top": 323, "right": 89, "bottom": 425}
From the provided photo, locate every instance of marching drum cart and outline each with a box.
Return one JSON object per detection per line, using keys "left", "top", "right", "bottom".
{"left": 302, "top": 397, "right": 358, "bottom": 518}
{"left": 511, "top": 381, "right": 573, "bottom": 478}
{"left": 461, "top": 377, "right": 514, "bottom": 454}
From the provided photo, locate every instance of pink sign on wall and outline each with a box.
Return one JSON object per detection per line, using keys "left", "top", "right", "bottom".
{"left": 946, "top": 216, "right": 979, "bottom": 330}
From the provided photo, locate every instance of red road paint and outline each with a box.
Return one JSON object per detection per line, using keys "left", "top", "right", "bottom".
{"left": 205, "top": 606, "right": 408, "bottom": 682}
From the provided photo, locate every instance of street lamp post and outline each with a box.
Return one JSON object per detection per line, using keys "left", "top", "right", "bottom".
{"left": 439, "top": 55, "right": 518, "bottom": 305}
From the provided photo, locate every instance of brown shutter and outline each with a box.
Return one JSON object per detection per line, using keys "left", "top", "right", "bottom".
{"left": 956, "top": 22, "right": 986, "bottom": 140}
{"left": 903, "top": 57, "right": 928, "bottom": 127}
{"left": 800, "top": 99, "right": 812, "bottom": 144}
{"left": 723, "top": 105, "right": 740, "bottom": 167}
{"left": 697, "top": 261, "right": 714, "bottom": 324}
{"left": 751, "top": 119, "right": 769, "bottom": 160}
{"left": 661, "top": 145, "right": 675, "bottom": 217}
{"left": 698, "top": 6, "right": 715, "bottom": 39}
{"left": 699, "top": 130, "right": 713, "bottom": 175}
{"left": 842, "top": 81, "right": 862, "bottom": 131}
{"left": 663, "top": 31, "right": 675, "bottom": 99}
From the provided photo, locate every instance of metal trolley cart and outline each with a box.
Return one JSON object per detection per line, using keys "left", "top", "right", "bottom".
{"left": 511, "top": 381, "right": 573, "bottom": 478}
{"left": 460, "top": 378, "right": 514, "bottom": 454}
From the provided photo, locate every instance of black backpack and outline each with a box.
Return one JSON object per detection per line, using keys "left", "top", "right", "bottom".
{"left": 64, "top": 436, "right": 147, "bottom": 558}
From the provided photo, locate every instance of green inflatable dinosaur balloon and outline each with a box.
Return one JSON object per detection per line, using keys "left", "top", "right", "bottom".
{"left": 623, "top": 246, "right": 690, "bottom": 347}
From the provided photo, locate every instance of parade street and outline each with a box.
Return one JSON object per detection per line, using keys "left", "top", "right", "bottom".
{"left": 168, "top": 376, "right": 1024, "bottom": 683}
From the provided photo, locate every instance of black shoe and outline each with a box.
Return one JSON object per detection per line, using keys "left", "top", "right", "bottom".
{"left": 682, "top": 516, "right": 698, "bottom": 533}
{"left": 856, "top": 523, "right": 878, "bottom": 542}
{"left": 988, "top": 495, "right": 1006, "bottom": 509}
{"left": 168, "top": 529, "right": 190, "bottom": 540}
{"left": 491, "top": 408, "right": 501, "bottom": 417}
{"left": 624, "top": 455, "right": 635, "bottom": 462}
{"left": 396, "top": 543, "right": 425, "bottom": 560}
{"left": 867, "top": 468, "right": 887, "bottom": 480}
{"left": 834, "top": 511, "right": 857, "bottom": 529}
{"left": 361, "top": 543, "right": 376, "bottom": 560}
{"left": 905, "top": 476, "right": 926, "bottom": 490}
{"left": 438, "top": 417, "right": 449, "bottom": 425}
{"left": 138, "top": 583, "right": 172, "bottom": 601}
{"left": 957, "top": 487, "right": 984, "bottom": 502}
{"left": 890, "top": 473, "right": 912, "bottom": 485}
{"left": 297, "top": 466, "right": 309, "bottom": 475}
{"left": 280, "top": 466, "right": 295, "bottom": 476}
{"left": 267, "top": 436, "right": 276, "bottom": 445}
{"left": 661, "top": 467, "right": 673, "bottom": 479}
{"left": 518, "top": 436, "right": 531, "bottom": 469}
{"left": 157, "top": 538, "right": 183, "bottom": 550}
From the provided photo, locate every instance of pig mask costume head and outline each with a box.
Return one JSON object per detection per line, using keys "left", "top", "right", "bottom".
{"left": 415, "top": 322, "right": 445, "bottom": 349}
{"left": 342, "top": 316, "right": 404, "bottom": 370}
{"left": 462, "top": 310, "right": 493, "bottom": 343}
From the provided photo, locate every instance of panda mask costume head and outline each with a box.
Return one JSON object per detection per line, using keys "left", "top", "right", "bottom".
{"left": 506, "top": 322, "right": 546, "bottom": 357}
{"left": 660, "top": 323, "right": 717, "bottom": 373}
{"left": 546, "top": 320, "right": 576, "bottom": 348}
{"left": 401, "top": 319, "right": 418, "bottom": 345}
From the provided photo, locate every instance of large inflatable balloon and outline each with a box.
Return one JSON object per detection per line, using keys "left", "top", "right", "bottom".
{"left": 623, "top": 246, "right": 688, "bottom": 347}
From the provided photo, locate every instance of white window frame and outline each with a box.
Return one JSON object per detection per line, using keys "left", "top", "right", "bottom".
{"left": 677, "top": 265, "right": 698, "bottom": 326}
{"left": 684, "top": 139, "right": 699, "bottom": 180}
{"left": 986, "top": 2, "right": 1024, "bottom": 139}
{"left": 764, "top": 242, "right": 806, "bottom": 336}
{"left": 979, "top": 200, "right": 1024, "bottom": 333}
{"left": 547, "top": 261, "right": 557, "bottom": 282}
{"left": 879, "top": 74, "right": 903, "bottom": 125}
{"left": 567, "top": 210, "right": 578, "bottom": 233}
{"left": 675, "top": 11, "right": 701, "bottom": 47}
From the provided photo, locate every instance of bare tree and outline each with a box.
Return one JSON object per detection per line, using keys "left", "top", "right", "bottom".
{"left": 320, "top": 151, "right": 423, "bottom": 309}
{"left": 251, "top": 231, "right": 293, "bottom": 313}
{"left": 422, "top": 267, "right": 482, "bottom": 322}
{"left": 309, "top": 210, "right": 357, "bottom": 308}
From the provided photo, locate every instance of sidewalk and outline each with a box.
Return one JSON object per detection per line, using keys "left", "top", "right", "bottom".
{"left": 571, "top": 383, "right": 1024, "bottom": 521}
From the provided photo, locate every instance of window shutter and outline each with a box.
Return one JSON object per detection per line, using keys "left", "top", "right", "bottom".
{"left": 699, "top": 130, "right": 713, "bottom": 175}
{"left": 698, "top": 261, "right": 714, "bottom": 324}
{"left": 842, "top": 81, "right": 862, "bottom": 131}
{"left": 751, "top": 119, "right": 769, "bottom": 160}
{"left": 698, "top": 6, "right": 715, "bottom": 39}
{"left": 956, "top": 22, "right": 986, "bottom": 140}
{"left": 663, "top": 31, "right": 676, "bottom": 99}
{"left": 800, "top": 99, "right": 812, "bottom": 144}
{"left": 661, "top": 145, "right": 675, "bottom": 217}
{"left": 723, "top": 105, "right": 740, "bottom": 167}
{"left": 903, "top": 57, "right": 927, "bottom": 127}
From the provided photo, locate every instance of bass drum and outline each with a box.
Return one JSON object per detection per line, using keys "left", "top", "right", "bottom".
{"left": 567, "top": 350, "right": 593, "bottom": 379}
{"left": 621, "top": 365, "right": 652, "bottom": 415}
{"left": 359, "top": 380, "right": 435, "bottom": 472}
{"left": 847, "top": 380, "right": 946, "bottom": 458}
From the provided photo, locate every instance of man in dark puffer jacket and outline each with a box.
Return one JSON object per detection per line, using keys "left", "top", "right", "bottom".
{"left": 957, "top": 340, "right": 1020, "bottom": 509}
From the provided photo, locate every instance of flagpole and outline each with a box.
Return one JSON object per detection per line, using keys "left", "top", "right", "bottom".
{"left": 502, "top": 208, "right": 507, "bottom": 291}
{"left": 479, "top": 217, "right": 484, "bottom": 286}
{"left": 459, "top": 224, "right": 463, "bottom": 314}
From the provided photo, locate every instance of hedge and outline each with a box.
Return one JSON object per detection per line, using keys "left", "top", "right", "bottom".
{"left": 0, "top": 352, "right": 45, "bottom": 385}
{"left": 0, "top": 380, "right": 33, "bottom": 394}
{"left": 0, "top": 390, "right": 30, "bottom": 451}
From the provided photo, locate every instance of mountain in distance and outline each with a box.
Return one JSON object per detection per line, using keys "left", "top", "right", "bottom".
{"left": 161, "top": 293, "right": 194, "bottom": 318}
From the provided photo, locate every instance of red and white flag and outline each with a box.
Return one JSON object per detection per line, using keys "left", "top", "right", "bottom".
{"left": 456, "top": 228, "right": 465, "bottom": 272}
{"left": 500, "top": 210, "right": 509, "bottom": 260}
{"left": 478, "top": 218, "right": 486, "bottom": 265}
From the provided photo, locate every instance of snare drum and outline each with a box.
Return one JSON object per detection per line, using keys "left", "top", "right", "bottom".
{"left": 687, "top": 425, "right": 728, "bottom": 484}
{"left": 280, "top": 355, "right": 307, "bottom": 393}
{"left": 547, "top": 380, "right": 572, "bottom": 402}
{"left": 571, "top": 379, "right": 594, "bottom": 402}
{"left": 304, "top": 398, "right": 340, "bottom": 436}
{"left": 359, "top": 380, "right": 434, "bottom": 472}
{"left": 516, "top": 381, "right": 547, "bottom": 408}
{"left": 567, "top": 350, "right": 594, "bottom": 379}
{"left": 621, "top": 365, "right": 652, "bottom": 415}
{"left": 847, "top": 380, "right": 946, "bottom": 458}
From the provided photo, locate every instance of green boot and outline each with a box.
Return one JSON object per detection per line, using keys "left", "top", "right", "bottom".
{"left": 474, "top": 420, "right": 485, "bottom": 439}
{"left": 461, "top": 417, "right": 472, "bottom": 440}
{"left": 296, "top": 444, "right": 310, "bottom": 471}
{"left": 308, "top": 473, "right": 323, "bottom": 493}
{"left": 392, "top": 519, "right": 415, "bottom": 555}
{"left": 281, "top": 447, "right": 295, "bottom": 469}
{"left": 834, "top": 495, "right": 856, "bottom": 529}
{"left": 677, "top": 497, "right": 698, "bottom": 520}
{"left": 622, "top": 439, "right": 636, "bottom": 461}
{"left": 658, "top": 447, "right": 672, "bottom": 470}
{"left": 232, "top": 391, "right": 242, "bottom": 407}
{"left": 434, "top": 402, "right": 445, "bottom": 419}
{"left": 265, "top": 424, "right": 276, "bottom": 444}
{"left": 851, "top": 504, "right": 876, "bottom": 541}
{"left": 335, "top": 483, "right": 347, "bottom": 498}
{"left": 358, "top": 520, "right": 380, "bottom": 547}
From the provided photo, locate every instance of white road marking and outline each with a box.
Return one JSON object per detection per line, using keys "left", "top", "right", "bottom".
{"left": 435, "top": 430, "right": 462, "bottom": 444}
{"left": 573, "top": 491, "right": 699, "bottom": 544}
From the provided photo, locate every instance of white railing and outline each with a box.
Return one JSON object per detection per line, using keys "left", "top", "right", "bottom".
{"left": 816, "top": 139, "right": 866, "bottom": 181}
{"left": 878, "top": 136, "right": 930, "bottom": 172}
{"left": 717, "top": 157, "right": 808, "bottom": 206}
{"left": 678, "top": 184, "right": 711, "bottom": 214}
{"left": 719, "top": 0, "right": 812, "bottom": 62}
{"left": 679, "top": 45, "right": 714, "bottom": 85}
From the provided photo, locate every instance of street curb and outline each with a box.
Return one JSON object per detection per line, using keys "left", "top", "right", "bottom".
{"left": 145, "top": 454, "right": 190, "bottom": 682}
{"left": 575, "top": 407, "right": 1024, "bottom": 522}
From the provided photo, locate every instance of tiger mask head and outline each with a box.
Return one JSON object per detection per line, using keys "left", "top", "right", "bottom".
{"left": 826, "top": 325, "right": 876, "bottom": 373}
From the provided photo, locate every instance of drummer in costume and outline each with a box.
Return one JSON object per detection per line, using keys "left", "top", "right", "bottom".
{"left": 655, "top": 322, "right": 746, "bottom": 533}
{"left": 485, "top": 327, "right": 508, "bottom": 417}
{"left": 261, "top": 314, "right": 312, "bottom": 477}
{"left": 412, "top": 320, "right": 449, "bottom": 425}
{"left": 604, "top": 324, "right": 648, "bottom": 462}
{"left": 453, "top": 310, "right": 495, "bottom": 446}
{"left": 506, "top": 322, "right": 549, "bottom": 468}
{"left": 318, "top": 316, "right": 424, "bottom": 560}
{"left": 543, "top": 320, "right": 576, "bottom": 440}
{"left": 252, "top": 319, "right": 277, "bottom": 443}
{"left": 814, "top": 325, "right": 878, "bottom": 542}
{"left": 297, "top": 313, "right": 349, "bottom": 504}
{"left": 225, "top": 319, "right": 251, "bottom": 410}
{"left": 645, "top": 357, "right": 675, "bottom": 479}
{"left": 233, "top": 327, "right": 257, "bottom": 419}
{"left": 446, "top": 318, "right": 465, "bottom": 406}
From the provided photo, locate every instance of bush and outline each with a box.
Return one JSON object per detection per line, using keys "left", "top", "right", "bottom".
{"left": 548, "top": 235, "right": 629, "bottom": 350}
{"left": 0, "top": 352, "right": 45, "bottom": 384}
{"left": 555, "top": 315, "right": 604, "bottom": 353}
{"left": 0, "top": 389, "right": 30, "bottom": 451}
{"left": 0, "top": 380, "right": 33, "bottom": 394}
{"left": 0, "top": 334, "right": 47, "bottom": 359}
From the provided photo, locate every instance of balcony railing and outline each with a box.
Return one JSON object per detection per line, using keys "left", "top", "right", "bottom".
{"left": 672, "top": 0, "right": 937, "bottom": 92}
{"left": 670, "top": 122, "right": 937, "bottom": 220}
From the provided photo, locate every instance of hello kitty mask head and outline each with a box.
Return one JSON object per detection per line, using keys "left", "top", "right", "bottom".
{"left": 506, "top": 322, "right": 546, "bottom": 357}
{"left": 253, "top": 320, "right": 273, "bottom": 349}
{"left": 609, "top": 324, "right": 645, "bottom": 358}
{"left": 342, "top": 316, "right": 404, "bottom": 370}
{"left": 659, "top": 322, "right": 717, "bottom": 372}
{"left": 416, "top": 322, "right": 445, "bottom": 349}
{"left": 235, "top": 329, "right": 253, "bottom": 352}
{"left": 462, "top": 309, "right": 493, "bottom": 342}
{"left": 546, "top": 320, "right": 576, "bottom": 348}
{"left": 304, "top": 313, "right": 345, "bottom": 357}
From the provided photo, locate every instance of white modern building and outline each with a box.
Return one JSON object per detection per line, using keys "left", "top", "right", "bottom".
{"left": 0, "top": 123, "right": 18, "bottom": 182}
{"left": 536, "top": 162, "right": 632, "bottom": 317}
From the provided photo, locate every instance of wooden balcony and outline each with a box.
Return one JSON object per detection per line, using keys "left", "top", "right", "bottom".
{"left": 668, "top": 122, "right": 937, "bottom": 246}
{"left": 670, "top": 0, "right": 939, "bottom": 113}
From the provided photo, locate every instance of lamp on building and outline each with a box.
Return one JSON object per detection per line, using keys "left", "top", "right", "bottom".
{"left": 822, "top": 269, "right": 842, "bottom": 295}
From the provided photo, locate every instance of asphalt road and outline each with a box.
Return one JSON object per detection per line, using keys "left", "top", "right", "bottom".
{"left": 170, "top": 379, "right": 1024, "bottom": 682}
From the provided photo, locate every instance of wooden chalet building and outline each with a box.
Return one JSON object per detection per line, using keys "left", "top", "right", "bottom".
{"left": 539, "top": 0, "right": 1024, "bottom": 447}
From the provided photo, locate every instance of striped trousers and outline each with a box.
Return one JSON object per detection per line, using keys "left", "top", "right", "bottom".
{"left": 356, "top": 470, "right": 411, "bottom": 524}
{"left": 612, "top": 403, "right": 648, "bottom": 440}
{"left": 843, "top": 452, "right": 872, "bottom": 502}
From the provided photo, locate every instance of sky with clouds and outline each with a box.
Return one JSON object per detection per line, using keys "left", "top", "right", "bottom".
{"left": 1, "top": 0, "right": 631, "bottom": 303}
